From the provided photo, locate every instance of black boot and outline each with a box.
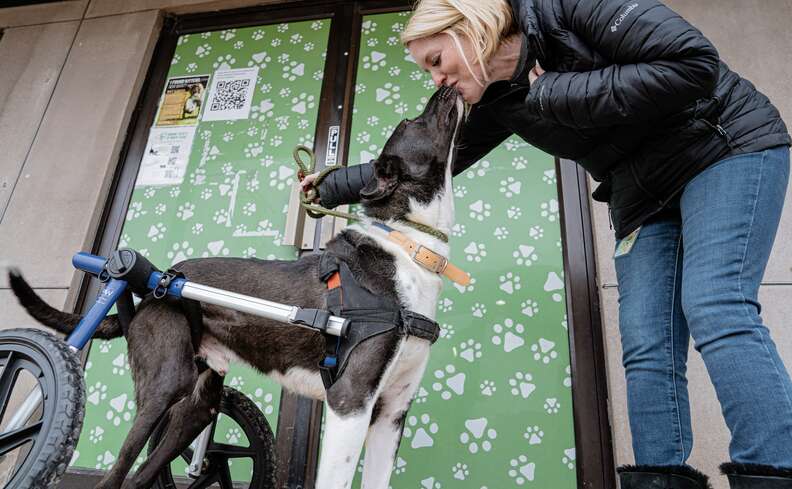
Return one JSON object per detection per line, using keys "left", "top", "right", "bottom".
{"left": 618, "top": 465, "right": 713, "bottom": 489}
{"left": 721, "top": 463, "right": 792, "bottom": 488}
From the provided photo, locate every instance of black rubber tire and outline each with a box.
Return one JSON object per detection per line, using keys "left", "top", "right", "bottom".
{"left": 149, "top": 386, "right": 277, "bottom": 489}
{"left": 0, "top": 328, "right": 85, "bottom": 489}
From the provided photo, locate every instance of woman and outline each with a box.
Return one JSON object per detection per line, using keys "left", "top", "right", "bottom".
{"left": 304, "top": 1, "right": 792, "bottom": 487}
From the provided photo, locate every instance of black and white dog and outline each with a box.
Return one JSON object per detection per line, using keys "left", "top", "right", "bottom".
{"left": 9, "top": 86, "right": 464, "bottom": 489}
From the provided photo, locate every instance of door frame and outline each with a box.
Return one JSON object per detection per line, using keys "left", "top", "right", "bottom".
{"left": 69, "top": 2, "right": 615, "bottom": 488}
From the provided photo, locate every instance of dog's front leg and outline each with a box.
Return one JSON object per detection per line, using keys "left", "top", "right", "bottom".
{"left": 315, "top": 402, "right": 374, "bottom": 489}
{"left": 360, "top": 340, "right": 430, "bottom": 489}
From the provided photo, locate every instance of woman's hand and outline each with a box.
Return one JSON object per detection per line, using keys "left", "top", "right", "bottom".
{"left": 529, "top": 62, "right": 545, "bottom": 85}
{"left": 299, "top": 172, "right": 321, "bottom": 203}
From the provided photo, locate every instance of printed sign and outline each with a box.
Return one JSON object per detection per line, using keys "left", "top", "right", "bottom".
{"left": 202, "top": 67, "right": 259, "bottom": 121}
{"left": 137, "top": 126, "right": 196, "bottom": 186}
{"left": 155, "top": 75, "right": 209, "bottom": 126}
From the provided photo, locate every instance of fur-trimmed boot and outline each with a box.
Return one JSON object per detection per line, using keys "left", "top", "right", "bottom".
{"left": 618, "top": 465, "right": 713, "bottom": 489}
{"left": 721, "top": 463, "right": 792, "bottom": 488}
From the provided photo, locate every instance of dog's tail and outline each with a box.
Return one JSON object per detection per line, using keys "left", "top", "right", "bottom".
{"left": 7, "top": 268, "right": 123, "bottom": 340}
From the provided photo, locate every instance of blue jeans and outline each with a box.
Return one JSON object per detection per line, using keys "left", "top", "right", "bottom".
{"left": 615, "top": 146, "right": 792, "bottom": 467}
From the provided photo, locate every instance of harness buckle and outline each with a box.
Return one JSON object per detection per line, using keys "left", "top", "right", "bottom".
{"left": 411, "top": 245, "right": 448, "bottom": 274}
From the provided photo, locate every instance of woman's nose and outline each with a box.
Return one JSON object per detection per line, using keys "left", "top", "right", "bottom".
{"left": 431, "top": 71, "right": 446, "bottom": 88}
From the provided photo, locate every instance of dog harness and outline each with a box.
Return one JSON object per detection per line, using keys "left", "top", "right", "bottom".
{"left": 317, "top": 252, "right": 441, "bottom": 389}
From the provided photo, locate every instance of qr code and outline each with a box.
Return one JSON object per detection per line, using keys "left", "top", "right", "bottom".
{"left": 209, "top": 79, "right": 250, "bottom": 112}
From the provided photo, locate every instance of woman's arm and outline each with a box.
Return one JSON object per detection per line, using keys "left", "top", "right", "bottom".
{"left": 524, "top": 0, "right": 720, "bottom": 129}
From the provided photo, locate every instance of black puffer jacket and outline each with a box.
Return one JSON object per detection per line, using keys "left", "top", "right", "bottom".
{"left": 320, "top": 0, "right": 790, "bottom": 239}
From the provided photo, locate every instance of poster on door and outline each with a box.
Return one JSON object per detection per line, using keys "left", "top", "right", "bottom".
{"left": 155, "top": 75, "right": 209, "bottom": 126}
{"left": 136, "top": 126, "right": 196, "bottom": 187}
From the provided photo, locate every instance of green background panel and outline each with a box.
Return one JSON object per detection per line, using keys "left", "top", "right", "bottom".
{"left": 346, "top": 12, "right": 577, "bottom": 489}
{"left": 71, "top": 19, "right": 332, "bottom": 479}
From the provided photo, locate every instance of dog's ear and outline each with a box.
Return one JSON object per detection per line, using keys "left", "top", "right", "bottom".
{"left": 360, "top": 155, "right": 402, "bottom": 202}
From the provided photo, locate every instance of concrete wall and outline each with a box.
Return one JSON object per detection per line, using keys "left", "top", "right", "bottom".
{"left": 593, "top": 2, "right": 792, "bottom": 488}
{"left": 0, "top": 1, "right": 790, "bottom": 488}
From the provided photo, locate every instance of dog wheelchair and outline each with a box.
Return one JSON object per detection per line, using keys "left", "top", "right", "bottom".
{"left": 0, "top": 248, "right": 352, "bottom": 489}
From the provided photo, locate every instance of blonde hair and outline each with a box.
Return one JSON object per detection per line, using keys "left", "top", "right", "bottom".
{"left": 401, "top": 0, "right": 514, "bottom": 86}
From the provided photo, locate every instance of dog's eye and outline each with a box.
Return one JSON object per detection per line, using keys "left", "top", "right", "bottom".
{"left": 431, "top": 54, "right": 441, "bottom": 67}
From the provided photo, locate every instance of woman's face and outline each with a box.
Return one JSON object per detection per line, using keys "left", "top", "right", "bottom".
{"left": 408, "top": 33, "right": 487, "bottom": 104}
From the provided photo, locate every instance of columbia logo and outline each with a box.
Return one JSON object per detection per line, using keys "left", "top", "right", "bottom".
{"left": 611, "top": 2, "right": 639, "bottom": 32}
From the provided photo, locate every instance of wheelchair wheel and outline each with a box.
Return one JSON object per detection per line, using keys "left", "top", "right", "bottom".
{"left": 150, "top": 386, "right": 277, "bottom": 489}
{"left": 0, "top": 328, "right": 85, "bottom": 489}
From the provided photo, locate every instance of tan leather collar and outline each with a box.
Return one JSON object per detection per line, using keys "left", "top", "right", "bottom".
{"left": 372, "top": 222, "right": 471, "bottom": 286}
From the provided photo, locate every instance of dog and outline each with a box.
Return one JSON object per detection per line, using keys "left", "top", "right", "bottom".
{"left": 9, "top": 85, "right": 464, "bottom": 489}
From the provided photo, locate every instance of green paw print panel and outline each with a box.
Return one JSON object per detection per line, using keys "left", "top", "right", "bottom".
{"left": 348, "top": 12, "right": 577, "bottom": 489}
{"left": 71, "top": 19, "right": 332, "bottom": 479}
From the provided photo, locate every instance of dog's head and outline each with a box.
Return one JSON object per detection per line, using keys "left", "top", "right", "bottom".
{"left": 361, "top": 86, "right": 464, "bottom": 229}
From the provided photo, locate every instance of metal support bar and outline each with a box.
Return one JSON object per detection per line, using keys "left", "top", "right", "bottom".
{"left": 188, "top": 423, "right": 213, "bottom": 478}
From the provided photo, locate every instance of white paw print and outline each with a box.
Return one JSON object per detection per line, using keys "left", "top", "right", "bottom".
{"left": 512, "top": 155, "right": 528, "bottom": 170}
{"left": 201, "top": 240, "right": 230, "bottom": 257}
{"left": 499, "top": 176, "right": 522, "bottom": 198}
{"left": 509, "top": 455, "right": 536, "bottom": 485}
{"left": 466, "top": 160, "right": 490, "bottom": 178}
{"left": 200, "top": 188, "right": 213, "bottom": 200}
{"left": 248, "top": 50, "right": 271, "bottom": 69}
{"left": 269, "top": 165, "right": 296, "bottom": 191}
{"left": 420, "top": 477, "right": 442, "bottom": 489}
{"left": 544, "top": 398, "right": 560, "bottom": 414}
{"left": 388, "top": 66, "right": 401, "bottom": 77}
{"left": 254, "top": 388, "right": 275, "bottom": 415}
{"left": 393, "top": 457, "right": 407, "bottom": 475}
{"left": 169, "top": 187, "right": 180, "bottom": 198}
{"left": 252, "top": 29, "right": 265, "bottom": 40}
{"left": 451, "top": 223, "right": 466, "bottom": 237}
{"left": 304, "top": 42, "right": 315, "bottom": 51}
{"left": 282, "top": 60, "right": 305, "bottom": 81}
{"left": 509, "top": 371, "right": 536, "bottom": 399}
{"left": 562, "top": 448, "right": 576, "bottom": 469}
{"left": 452, "top": 462, "right": 470, "bottom": 480}
{"left": 459, "top": 417, "right": 497, "bottom": 454}
{"left": 367, "top": 37, "right": 378, "bottom": 47}
{"left": 126, "top": 202, "right": 147, "bottom": 221}
{"left": 271, "top": 135, "right": 283, "bottom": 147}
{"left": 298, "top": 118, "right": 309, "bottom": 130}
{"left": 276, "top": 23, "right": 288, "bottom": 33}
{"left": 111, "top": 353, "right": 129, "bottom": 375}
{"left": 166, "top": 241, "right": 194, "bottom": 264}
{"left": 228, "top": 376, "right": 244, "bottom": 389}
{"left": 241, "top": 246, "right": 257, "bottom": 258}
{"left": 289, "top": 33, "right": 303, "bottom": 44}
{"left": 440, "top": 324, "right": 455, "bottom": 340}
{"left": 89, "top": 426, "right": 104, "bottom": 444}
{"left": 454, "top": 185, "right": 468, "bottom": 198}
{"left": 98, "top": 341, "right": 112, "bottom": 353}
{"left": 95, "top": 451, "right": 116, "bottom": 470}
{"left": 457, "top": 339, "right": 483, "bottom": 362}
{"left": 310, "top": 20, "right": 324, "bottom": 30}
{"left": 413, "top": 386, "right": 429, "bottom": 404}
{"left": 195, "top": 43, "right": 212, "bottom": 58}
{"left": 494, "top": 226, "right": 509, "bottom": 240}
{"left": 291, "top": 93, "right": 315, "bottom": 114}
{"left": 507, "top": 206, "right": 522, "bottom": 219}
{"left": 480, "top": 380, "right": 496, "bottom": 396}
{"left": 564, "top": 365, "right": 572, "bottom": 387}
{"left": 270, "top": 38, "right": 281, "bottom": 47}
{"left": 192, "top": 223, "right": 203, "bottom": 235}
{"left": 355, "top": 83, "right": 366, "bottom": 94}
{"left": 312, "top": 69, "right": 323, "bottom": 81}
{"left": 410, "top": 70, "right": 423, "bottom": 81}
{"left": 498, "top": 272, "right": 521, "bottom": 295}
{"left": 212, "top": 54, "right": 235, "bottom": 70}
{"left": 275, "top": 116, "right": 289, "bottom": 130}
{"left": 356, "top": 131, "right": 371, "bottom": 145}
{"left": 105, "top": 393, "right": 134, "bottom": 426}
{"left": 402, "top": 414, "right": 439, "bottom": 449}
{"left": 171, "top": 54, "right": 180, "bottom": 65}
{"left": 438, "top": 298, "right": 454, "bottom": 313}
{"left": 225, "top": 427, "right": 242, "bottom": 444}
{"left": 361, "top": 20, "right": 377, "bottom": 35}
{"left": 87, "top": 382, "right": 107, "bottom": 406}
{"left": 513, "top": 245, "right": 539, "bottom": 267}
{"left": 521, "top": 300, "right": 540, "bottom": 317}
{"left": 432, "top": 364, "right": 465, "bottom": 400}
{"left": 541, "top": 198, "right": 560, "bottom": 222}
{"left": 529, "top": 225, "right": 544, "bottom": 240}
{"left": 219, "top": 28, "right": 236, "bottom": 41}
{"left": 387, "top": 36, "right": 399, "bottom": 46}
{"left": 142, "top": 187, "right": 155, "bottom": 198}
{"left": 471, "top": 303, "right": 487, "bottom": 318}
{"left": 298, "top": 134, "right": 313, "bottom": 146}
{"left": 242, "top": 202, "right": 256, "bottom": 216}
{"left": 524, "top": 426, "right": 544, "bottom": 445}
{"left": 463, "top": 242, "right": 487, "bottom": 262}
{"left": 376, "top": 82, "right": 401, "bottom": 105}
{"left": 395, "top": 101, "right": 409, "bottom": 115}
{"left": 362, "top": 51, "right": 387, "bottom": 71}
{"left": 213, "top": 209, "right": 229, "bottom": 225}
{"left": 147, "top": 222, "right": 166, "bottom": 242}
{"left": 543, "top": 169, "right": 557, "bottom": 184}
{"left": 392, "top": 21, "right": 404, "bottom": 32}
{"left": 222, "top": 131, "right": 234, "bottom": 142}
{"left": 531, "top": 338, "right": 558, "bottom": 364}
{"left": 185, "top": 62, "right": 198, "bottom": 73}
{"left": 468, "top": 200, "right": 492, "bottom": 221}
{"left": 244, "top": 142, "right": 264, "bottom": 158}
{"left": 233, "top": 40, "right": 244, "bottom": 50}
{"left": 492, "top": 318, "right": 526, "bottom": 352}
{"left": 190, "top": 167, "right": 206, "bottom": 186}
